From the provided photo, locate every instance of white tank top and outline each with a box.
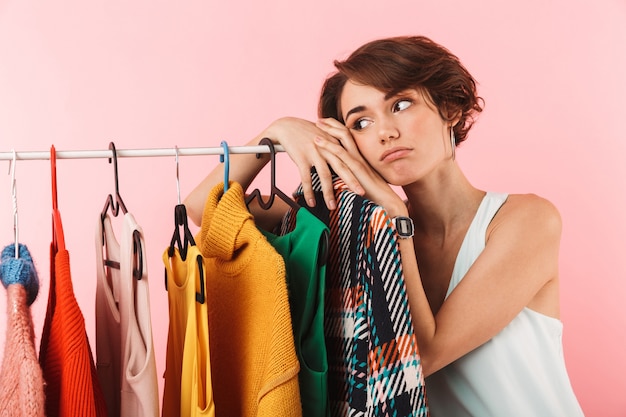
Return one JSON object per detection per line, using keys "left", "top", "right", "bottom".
{"left": 96, "top": 213, "right": 160, "bottom": 417}
{"left": 425, "top": 192, "right": 584, "bottom": 417}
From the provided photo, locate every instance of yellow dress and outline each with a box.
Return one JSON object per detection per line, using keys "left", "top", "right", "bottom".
{"left": 163, "top": 244, "right": 215, "bottom": 417}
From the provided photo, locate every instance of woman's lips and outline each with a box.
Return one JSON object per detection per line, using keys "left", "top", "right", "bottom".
{"left": 380, "top": 147, "right": 412, "bottom": 162}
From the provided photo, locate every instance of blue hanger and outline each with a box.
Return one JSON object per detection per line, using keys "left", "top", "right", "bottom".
{"left": 220, "top": 141, "right": 230, "bottom": 192}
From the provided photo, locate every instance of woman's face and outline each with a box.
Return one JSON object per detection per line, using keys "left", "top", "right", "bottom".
{"left": 340, "top": 79, "right": 453, "bottom": 186}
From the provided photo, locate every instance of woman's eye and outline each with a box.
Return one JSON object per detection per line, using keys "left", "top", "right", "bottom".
{"left": 352, "top": 118, "right": 372, "bottom": 131}
{"left": 393, "top": 99, "right": 412, "bottom": 112}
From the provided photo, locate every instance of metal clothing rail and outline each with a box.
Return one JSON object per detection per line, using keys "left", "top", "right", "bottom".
{"left": 0, "top": 145, "right": 285, "bottom": 161}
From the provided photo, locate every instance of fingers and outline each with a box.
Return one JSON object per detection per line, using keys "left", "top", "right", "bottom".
{"left": 282, "top": 138, "right": 336, "bottom": 209}
{"left": 314, "top": 135, "right": 405, "bottom": 212}
{"left": 296, "top": 158, "right": 336, "bottom": 210}
{"left": 297, "top": 164, "right": 316, "bottom": 208}
{"left": 268, "top": 117, "right": 364, "bottom": 210}
{"left": 314, "top": 119, "right": 367, "bottom": 197}
{"left": 312, "top": 161, "right": 337, "bottom": 210}
{"left": 313, "top": 136, "right": 365, "bottom": 197}
{"left": 316, "top": 118, "right": 360, "bottom": 155}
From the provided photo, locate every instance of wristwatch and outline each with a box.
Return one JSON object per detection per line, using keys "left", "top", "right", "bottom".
{"left": 392, "top": 216, "right": 414, "bottom": 239}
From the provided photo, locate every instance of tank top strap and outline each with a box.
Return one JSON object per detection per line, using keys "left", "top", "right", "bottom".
{"left": 446, "top": 192, "right": 508, "bottom": 298}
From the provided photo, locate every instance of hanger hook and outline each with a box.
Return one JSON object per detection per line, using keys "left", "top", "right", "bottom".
{"left": 220, "top": 141, "right": 230, "bottom": 193}
{"left": 51, "top": 145, "right": 59, "bottom": 211}
{"left": 258, "top": 137, "right": 277, "bottom": 189}
{"left": 174, "top": 146, "right": 181, "bottom": 204}
{"left": 107, "top": 142, "right": 126, "bottom": 216}
{"left": 8, "top": 149, "right": 19, "bottom": 258}
{"left": 109, "top": 142, "right": 120, "bottom": 197}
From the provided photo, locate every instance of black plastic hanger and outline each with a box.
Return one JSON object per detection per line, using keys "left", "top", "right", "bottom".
{"left": 165, "top": 205, "right": 205, "bottom": 304}
{"left": 101, "top": 142, "right": 128, "bottom": 222}
{"left": 167, "top": 146, "right": 198, "bottom": 260}
{"left": 131, "top": 230, "right": 143, "bottom": 280}
{"left": 167, "top": 204, "right": 196, "bottom": 260}
{"left": 245, "top": 137, "right": 300, "bottom": 211}
{"left": 100, "top": 142, "right": 143, "bottom": 280}
{"left": 164, "top": 146, "right": 205, "bottom": 304}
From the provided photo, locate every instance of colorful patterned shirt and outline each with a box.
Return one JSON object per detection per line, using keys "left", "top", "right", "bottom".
{"left": 281, "top": 174, "right": 429, "bottom": 417}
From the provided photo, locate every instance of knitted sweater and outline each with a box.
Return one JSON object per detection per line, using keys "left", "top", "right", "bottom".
{"left": 197, "top": 181, "right": 302, "bottom": 417}
{"left": 0, "top": 244, "right": 45, "bottom": 417}
{"left": 39, "top": 211, "right": 108, "bottom": 417}
{"left": 0, "top": 285, "right": 46, "bottom": 417}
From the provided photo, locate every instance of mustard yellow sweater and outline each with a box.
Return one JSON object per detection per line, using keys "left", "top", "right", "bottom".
{"left": 196, "top": 181, "right": 301, "bottom": 417}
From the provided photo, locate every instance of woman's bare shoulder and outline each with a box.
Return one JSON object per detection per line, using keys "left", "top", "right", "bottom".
{"left": 489, "top": 193, "right": 562, "bottom": 238}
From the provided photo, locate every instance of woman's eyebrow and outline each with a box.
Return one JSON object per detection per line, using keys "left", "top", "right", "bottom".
{"left": 344, "top": 91, "right": 408, "bottom": 120}
{"left": 344, "top": 105, "right": 366, "bottom": 121}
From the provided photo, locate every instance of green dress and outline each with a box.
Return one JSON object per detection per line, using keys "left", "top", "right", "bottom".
{"left": 261, "top": 208, "right": 330, "bottom": 417}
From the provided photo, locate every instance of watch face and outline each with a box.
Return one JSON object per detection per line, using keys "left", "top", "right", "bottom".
{"left": 395, "top": 216, "right": 414, "bottom": 238}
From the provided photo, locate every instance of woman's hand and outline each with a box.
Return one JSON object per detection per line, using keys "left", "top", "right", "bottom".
{"left": 314, "top": 118, "right": 408, "bottom": 217}
{"left": 262, "top": 117, "right": 365, "bottom": 209}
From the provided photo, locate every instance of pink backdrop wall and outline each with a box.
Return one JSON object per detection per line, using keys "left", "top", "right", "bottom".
{"left": 1, "top": 1, "right": 625, "bottom": 415}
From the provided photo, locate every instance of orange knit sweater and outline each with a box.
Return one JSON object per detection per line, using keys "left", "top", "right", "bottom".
{"left": 39, "top": 213, "right": 107, "bottom": 417}
{"left": 197, "top": 182, "right": 302, "bottom": 416}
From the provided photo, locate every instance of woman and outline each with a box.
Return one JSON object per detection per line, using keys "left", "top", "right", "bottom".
{"left": 185, "top": 36, "right": 584, "bottom": 416}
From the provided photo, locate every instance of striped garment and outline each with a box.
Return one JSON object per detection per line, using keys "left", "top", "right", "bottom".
{"left": 281, "top": 174, "right": 429, "bottom": 417}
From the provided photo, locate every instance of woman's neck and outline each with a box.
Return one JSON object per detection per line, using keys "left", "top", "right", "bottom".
{"left": 402, "top": 164, "right": 484, "bottom": 239}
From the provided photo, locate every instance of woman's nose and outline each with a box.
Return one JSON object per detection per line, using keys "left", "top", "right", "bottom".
{"left": 379, "top": 120, "right": 399, "bottom": 143}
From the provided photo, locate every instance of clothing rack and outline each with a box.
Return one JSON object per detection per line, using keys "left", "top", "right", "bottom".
{"left": 0, "top": 145, "right": 285, "bottom": 161}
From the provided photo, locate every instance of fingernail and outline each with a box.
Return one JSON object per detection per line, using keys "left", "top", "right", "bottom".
{"left": 328, "top": 199, "right": 336, "bottom": 210}
{"left": 314, "top": 136, "right": 322, "bottom": 143}
{"left": 307, "top": 198, "right": 316, "bottom": 207}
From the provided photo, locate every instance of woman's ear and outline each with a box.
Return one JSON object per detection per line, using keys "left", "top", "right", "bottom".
{"left": 439, "top": 100, "right": 462, "bottom": 126}
{"left": 447, "top": 107, "right": 462, "bottom": 127}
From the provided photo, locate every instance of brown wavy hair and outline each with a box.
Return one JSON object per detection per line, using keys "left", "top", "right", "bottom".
{"left": 318, "top": 36, "right": 484, "bottom": 144}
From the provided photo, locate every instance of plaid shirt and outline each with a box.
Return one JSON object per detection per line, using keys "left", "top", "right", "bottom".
{"left": 281, "top": 174, "right": 429, "bottom": 417}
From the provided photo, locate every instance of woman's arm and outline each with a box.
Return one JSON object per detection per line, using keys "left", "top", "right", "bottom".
{"left": 184, "top": 117, "right": 365, "bottom": 229}
{"left": 402, "top": 195, "right": 562, "bottom": 375}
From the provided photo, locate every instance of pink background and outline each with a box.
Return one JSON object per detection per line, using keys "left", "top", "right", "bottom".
{"left": 1, "top": 1, "right": 625, "bottom": 415}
